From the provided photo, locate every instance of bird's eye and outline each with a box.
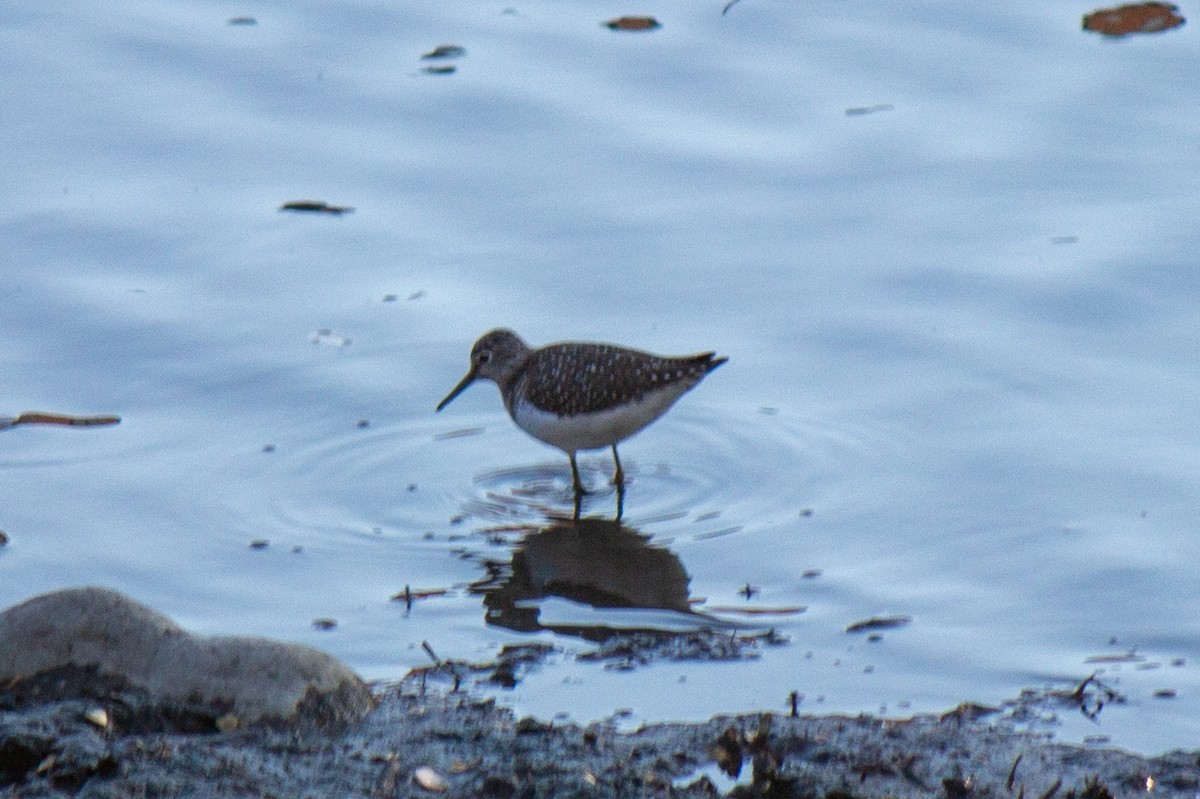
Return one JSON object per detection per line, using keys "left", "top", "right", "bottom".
{"left": 477, "top": 351, "right": 492, "bottom": 364}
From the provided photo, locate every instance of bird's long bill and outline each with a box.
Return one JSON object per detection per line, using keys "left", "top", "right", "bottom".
{"left": 435, "top": 368, "right": 478, "bottom": 411}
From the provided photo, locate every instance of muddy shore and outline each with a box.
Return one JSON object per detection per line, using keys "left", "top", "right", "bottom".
{"left": 6, "top": 678, "right": 1200, "bottom": 798}
{"left": 3, "top": 588, "right": 1199, "bottom": 798}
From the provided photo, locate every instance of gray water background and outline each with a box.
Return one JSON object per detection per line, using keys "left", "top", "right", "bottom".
{"left": 3, "top": 0, "right": 1199, "bottom": 754}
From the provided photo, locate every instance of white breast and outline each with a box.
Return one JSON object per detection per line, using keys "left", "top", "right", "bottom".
{"left": 510, "top": 381, "right": 694, "bottom": 454}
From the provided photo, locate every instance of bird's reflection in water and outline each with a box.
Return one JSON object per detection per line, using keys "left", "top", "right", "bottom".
{"left": 471, "top": 515, "right": 714, "bottom": 642}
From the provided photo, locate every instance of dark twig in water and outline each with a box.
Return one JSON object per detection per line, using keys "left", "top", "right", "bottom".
{"left": 1070, "top": 672, "right": 1122, "bottom": 721}
{"left": 1038, "top": 777, "right": 1062, "bottom": 799}
{"left": 1008, "top": 753, "right": 1023, "bottom": 791}
{"left": 722, "top": 0, "right": 745, "bottom": 15}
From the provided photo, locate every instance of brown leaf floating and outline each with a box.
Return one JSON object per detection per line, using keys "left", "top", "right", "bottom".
{"left": 604, "top": 16, "right": 661, "bottom": 31}
{"left": 1083, "top": 2, "right": 1185, "bottom": 35}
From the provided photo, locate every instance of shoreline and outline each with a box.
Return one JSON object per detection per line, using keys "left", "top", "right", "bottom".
{"left": 4, "top": 683, "right": 1200, "bottom": 798}
{"left": 3, "top": 588, "right": 1198, "bottom": 798}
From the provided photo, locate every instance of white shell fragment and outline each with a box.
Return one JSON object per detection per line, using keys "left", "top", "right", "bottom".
{"left": 84, "top": 707, "right": 109, "bottom": 729}
{"left": 413, "top": 765, "right": 448, "bottom": 792}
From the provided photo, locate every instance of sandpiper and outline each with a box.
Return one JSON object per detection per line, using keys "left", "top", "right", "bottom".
{"left": 436, "top": 329, "right": 727, "bottom": 493}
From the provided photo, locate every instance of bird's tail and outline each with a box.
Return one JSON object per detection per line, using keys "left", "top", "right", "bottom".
{"left": 702, "top": 353, "right": 729, "bottom": 373}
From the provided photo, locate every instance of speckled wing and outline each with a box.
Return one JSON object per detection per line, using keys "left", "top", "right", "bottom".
{"left": 513, "top": 344, "right": 723, "bottom": 418}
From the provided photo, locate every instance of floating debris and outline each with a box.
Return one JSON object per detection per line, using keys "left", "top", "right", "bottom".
{"left": 603, "top": 16, "right": 661, "bottom": 30}
{"left": 1084, "top": 650, "right": 1145, "bottom": 664}
{"left": 413, "top": 765, "right": 449, "bottom": 792}
{"left": 578, "top": 629, "right": 782, "bottom": 670}
{"left": 1050, "top": 235, "right": 1079, "bottom": 245}
{"left": 390, "top": 586, "right": 450, "bottom": 609}
{"left": 408, "top": 290, "right": 426, "bottom": 300}
{"left": 434, "top": 426, "right": 485, "bottom": 440}
{"left": 279, "top": 200, "right": 354, "bottom": 215}
{"left": 382, "top": 293, "right": 398, "bottom": 302}
{"left": 310, "top": 328, "right": 352, "bottom": 346}
{"left": 1068, "top": 673, "right": 1124, "bottom": 721}
{"left": 261, "top": 443, "right": 275, "bottom": 453}
{"left": 1154, "top": 689, "right": 1178, "bottom": 699}
{"left": 845, "top": 103, "right": 894, "bottom": 116}
{"left": 0, "top": 530, "right": 7, "bottom": 546}
{"left": 421, "top": 44, "right": 466, "bottom": 59}
{"left": 311, "top": 618, "right": 338, "bottom": 631}
{"left": 421, "top": 65, "right": 456, "bottom": 75}
{"left": 248, "top": 539, "right": 269, "bottom": 550}
{"left": 845, "top": 614, "right": 912, "bottom": 633}
{"left": 705, "top": 605, "right": 806, "bottom": 616}
{"left": 693, "top": 525, "right": 743, "bottom": 541}
{"left": 421, "top": 641, "right": 443, "bottom": 666}
{"left": 227, "top": 16, "right": 257, "bottom": 25}
{"left": 1083, "top": 2, "right": 1185, "bottom": 35}
{"left": 0, "top": 412, "right": 120, "bottom": 431}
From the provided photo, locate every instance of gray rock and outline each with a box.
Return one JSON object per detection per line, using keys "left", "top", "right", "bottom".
{"left": 0, "top": 586, "right": 373, "bottom": 730}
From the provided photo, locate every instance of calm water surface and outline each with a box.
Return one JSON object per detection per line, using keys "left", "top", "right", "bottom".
{"left": 3, "top": 0, "right": 1200, "bottom": 754}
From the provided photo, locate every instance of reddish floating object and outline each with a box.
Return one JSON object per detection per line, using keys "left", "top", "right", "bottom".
{"left": 604, "top": 16, "right": 661, "bottom": 31}
{"left": 1083, "top": 2, "right": 1185, "bottom": 35}
{"left": 0, "top": 412, "right": 120, "bottom": 430}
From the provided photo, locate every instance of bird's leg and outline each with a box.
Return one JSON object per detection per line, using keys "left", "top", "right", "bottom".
{"left": 611, "top": 445, "right": 625, "bottom": 487}
{"left": 570, "top": 453, "right": 585, "bottom": 495}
